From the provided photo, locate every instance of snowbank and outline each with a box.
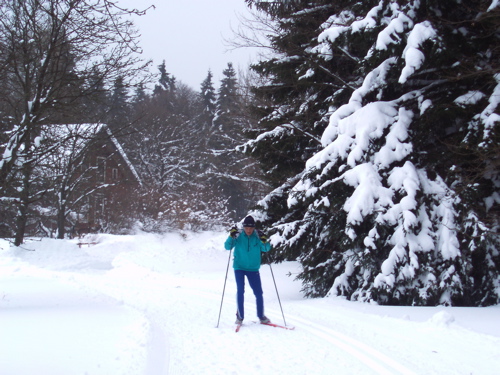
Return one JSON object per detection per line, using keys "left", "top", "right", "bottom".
{"left": 1, "top": 233, "right": 499, "bottom": 374}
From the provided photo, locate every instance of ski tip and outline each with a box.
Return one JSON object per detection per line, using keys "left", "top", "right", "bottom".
{"left": 255, "top": 321, "right": 295, "bottom": 330}
{"left": 273, "top": 324, "right": 295, "bottom": 330}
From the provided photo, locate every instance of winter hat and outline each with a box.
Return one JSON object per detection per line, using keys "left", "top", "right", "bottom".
{"left": 242, "top": 215, "right": 256, "bottom": 227}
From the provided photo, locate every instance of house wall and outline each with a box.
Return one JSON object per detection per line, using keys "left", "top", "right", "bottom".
{"left": 72, "top": 135, "right": 140, "bottom": 232}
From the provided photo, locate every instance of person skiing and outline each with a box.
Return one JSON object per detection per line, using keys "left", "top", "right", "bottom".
{"left": 224, "top": 215, "right": 271, "bottom": 325}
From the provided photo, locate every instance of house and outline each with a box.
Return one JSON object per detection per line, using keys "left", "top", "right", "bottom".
{"left": 70, "top": 124, "right": 142, "bottom": 235}
{"left": 31, "top": 123, "right": 142, "bottom": 238}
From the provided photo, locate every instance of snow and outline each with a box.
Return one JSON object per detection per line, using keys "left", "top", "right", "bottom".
{"left": 454, "top": 91, "right": 486, "bottom": 107}
{"left": 351, "top": 5, "right": 382, "bottom": 33}
{"left": 104, "top": 125, "right": 143, "bottom": 186}
{"left": 488, "top": 0, "right": 499, "bottom": 11}
{"left": 479, "top": 74, "right": 500, "bottom": 145}
{"left": 399, "top": 21, "right": 437, "bottom": 84}
{"left": 1, "top": 232, "right": 500, "bottom": 375}
{"left": 376, "top": 12, "right": 412, "bottom": 51}
{"left": 342, "top": 163, "right": 389, "bottom": 226}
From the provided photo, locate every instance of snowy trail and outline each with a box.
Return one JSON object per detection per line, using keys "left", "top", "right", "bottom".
{"left": 73, "top": 262, "right": 397, "bottom": 374}
{"left": 1, "top": 232, "right": 500, "bottom": 375}
{"left": 0, "top": 275, "right": 151, "bottom": 374}
{"left": 279, "top": 312, "right": 417, "bottom": 375}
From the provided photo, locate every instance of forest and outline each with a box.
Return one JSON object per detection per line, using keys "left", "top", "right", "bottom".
{"left": 1, "top": 0, "right": 499, "bottom": 306}
{"left": 0, "top": 1, "right": 268, "bottom": 245}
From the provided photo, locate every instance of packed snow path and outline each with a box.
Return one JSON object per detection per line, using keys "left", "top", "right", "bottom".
{"left": 1, "top": 232, "right": 499, "bottom": 374}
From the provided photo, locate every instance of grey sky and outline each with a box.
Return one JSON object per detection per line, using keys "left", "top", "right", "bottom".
{"left": 125, "top": 1, "right": 258, "bottom": 90}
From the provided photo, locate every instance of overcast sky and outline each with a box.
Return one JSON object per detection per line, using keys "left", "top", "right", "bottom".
{"left": 122, "top": 1, "right": 260, "bottom": 90}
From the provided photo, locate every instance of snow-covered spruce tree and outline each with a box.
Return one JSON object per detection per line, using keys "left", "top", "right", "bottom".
{"left": 107, "top": 76, "right": 131, "bottom": 134}
{"left": 247, "top": 0, "right": 500, "bottom": 306}
{"left": 199, "top": 70, "right": 217, "bottom": 134}
{"left": 189, "top": 70, "right": 237, "bottom": 228}
{"left": 211, "top": 63, "right": 241, "bottom": 151}
{"left": 242, "top": 0, "right": 358, "bottom": 260}
{"left": 200, "top": 62, "right": 260, "bottom": 220}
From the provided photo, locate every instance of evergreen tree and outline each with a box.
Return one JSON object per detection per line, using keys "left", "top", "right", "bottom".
{"left": 155, "top": 60, "right": 176, "bottom": 93}
{"left": 247, "top": 0, "right": 500, "bottom": 306}
{"left": 193, "top": 70, "right": 222, "bottom": 215}
{"left": 211, "top": 63, "right": 241, "bottom": 150}
{"left": 153, "top": 60, "right": 177, "bottom": 110}
{"left": 108, "top": 76, "right": 130, "bottom": 133}
{"left": 199, "top": 69, "right": 217, "bottom": 127}
{"left": 204, "top": 63, "right": 257, "bottom": 219}
{"left": 242, "top": 0, "right": 348, "bottom": 250}
{"left": 80, "top": 66, "right": 108, "bottom": 123}
{"left": 132, "top": 82, "right": 148, "bottom": 107}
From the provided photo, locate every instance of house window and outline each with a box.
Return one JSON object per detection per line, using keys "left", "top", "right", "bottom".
{"left": 95, "top": 196, "right": 107, "bottom": 219}
{"left": 112, "top": 168, "right": 118, "bottom": 180}
{"left": 97, "top": 157, "right": 106, "bottom": 183}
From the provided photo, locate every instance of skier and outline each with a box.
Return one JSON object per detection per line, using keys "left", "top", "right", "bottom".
{"left": 224, "top": 215, "right": 271, "bottom": 325}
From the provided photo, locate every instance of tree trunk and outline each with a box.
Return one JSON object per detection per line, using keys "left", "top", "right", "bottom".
{"left": 57, "top": 201, "right": 66, "bottom": 239}
{"left": 14, "top": 164, "right": 31, "bottom": 246}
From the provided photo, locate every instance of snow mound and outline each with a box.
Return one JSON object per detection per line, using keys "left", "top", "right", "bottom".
{"left": 427, "top": 310, "right": 456, "bottom": 327}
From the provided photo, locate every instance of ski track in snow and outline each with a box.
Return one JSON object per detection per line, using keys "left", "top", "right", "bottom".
{"left": 76, "top": 268, "right": 416, "bottom": 375}
{"left": 269, "top": 310, "right": 417, "bottom": 375}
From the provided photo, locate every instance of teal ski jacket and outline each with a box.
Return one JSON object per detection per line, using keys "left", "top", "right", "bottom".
{"left": 224, "top": 230, "right": 271, "bottom": 272}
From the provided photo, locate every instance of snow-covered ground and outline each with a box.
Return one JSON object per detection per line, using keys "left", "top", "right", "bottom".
{"left": 1, "top": 231, "right": 499, "bottom": 375}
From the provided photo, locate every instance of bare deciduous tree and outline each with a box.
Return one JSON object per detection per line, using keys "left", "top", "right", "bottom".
{"left": 0, "top": 0, "right": 151, "bottom": 245}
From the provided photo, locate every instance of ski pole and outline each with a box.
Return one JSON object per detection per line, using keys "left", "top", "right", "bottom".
{"left": 216, "top": 249, "right": 232, "bottom": 328}
{"left": 268, "top": 263, "right": 287, "bottom": 327}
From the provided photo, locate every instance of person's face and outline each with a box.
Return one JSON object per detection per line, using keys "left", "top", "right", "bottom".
{"left": 244, "top": 226, "right": 254, "bottom": 236}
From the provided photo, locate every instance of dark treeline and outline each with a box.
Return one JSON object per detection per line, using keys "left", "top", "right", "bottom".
{"left": 111, "top": 61, "right": 268, "bottom": 233}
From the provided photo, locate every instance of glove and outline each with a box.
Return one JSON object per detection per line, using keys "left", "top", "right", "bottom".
{"left": 229, "top": 227, "right": 238, "bottom": 238}
{"left": 257, "top": 230, "right": 268, "bottom": 244}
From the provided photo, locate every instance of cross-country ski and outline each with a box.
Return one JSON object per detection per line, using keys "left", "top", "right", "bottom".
{"left": 256, "top": 321, "right": 295, "bottom": 330}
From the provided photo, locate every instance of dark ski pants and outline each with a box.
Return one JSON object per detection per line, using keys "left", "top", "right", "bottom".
{"left": 235, "top": 269, "right": 264, "bottom": 320}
